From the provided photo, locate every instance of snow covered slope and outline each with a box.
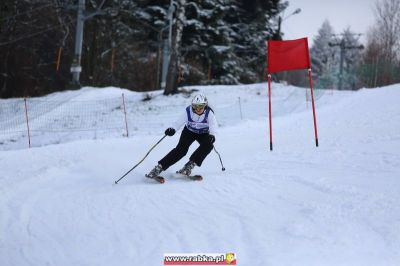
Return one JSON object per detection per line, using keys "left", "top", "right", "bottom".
{"left": 1, "top": 83, "right": 399, "bottom": 266}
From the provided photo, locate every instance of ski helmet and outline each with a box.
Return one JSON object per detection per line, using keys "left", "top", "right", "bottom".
{"left": 191, "top": 93, "right": 208, "bottom": 107}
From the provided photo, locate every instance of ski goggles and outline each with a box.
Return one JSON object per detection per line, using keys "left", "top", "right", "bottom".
{"left": 192, "top": 103, "right": 206, "bottom": 110}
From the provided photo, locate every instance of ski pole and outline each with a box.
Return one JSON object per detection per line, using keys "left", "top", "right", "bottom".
{"left": 213, "top": 146, "right": 225, "bottom": 171}
{"left": 114, "top": 135, "right": 167, "bottom": 184}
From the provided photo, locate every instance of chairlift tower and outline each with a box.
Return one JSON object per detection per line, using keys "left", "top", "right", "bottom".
{"left": 70, "top": 0, "right": 114, "bottom": 87}
{"left": 329, "top": 34, "right": 364, "bottom": 90}
{"left": 71, "top": 0, "right": 85, "bottom": 87}
{"left": 160, "top": 0, "right": 175, "bottom": 90}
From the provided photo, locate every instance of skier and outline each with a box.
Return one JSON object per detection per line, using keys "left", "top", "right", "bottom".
{"left": 146, "top": 93, "right": 217, "bottom": 179}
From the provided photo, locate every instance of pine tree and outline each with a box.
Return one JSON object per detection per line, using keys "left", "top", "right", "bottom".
{"left": 0, "top": 0, "right": 288, "bottom": 97}
{"left": 165, "top": 0, "right": 286, "bottom": 91}
{"left": 340, "top": 28, "right": 363, "bottom": 90}
{"left": 225, "top": 0, "right": 285, "bottom": 83}
{"left": 310, "top": 20, "right": 338, "bottom": 89}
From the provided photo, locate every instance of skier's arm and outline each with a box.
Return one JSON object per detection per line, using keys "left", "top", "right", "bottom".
{"left": 170, "top": 109, "right": 187, "bottom": 131}
{"left": 208, "top": 111, "right": 218, "bottom": 136}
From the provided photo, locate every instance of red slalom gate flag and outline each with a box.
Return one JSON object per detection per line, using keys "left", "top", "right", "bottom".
{"left": 267, "top": 38, "right": 311, "bottom": 73}
{"left": 265, "top": 37, "right": 319, "bottom": 150}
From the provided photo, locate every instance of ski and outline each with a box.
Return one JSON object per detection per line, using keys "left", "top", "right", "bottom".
{"left": 188, "top": 175, "right": 203, "bottom": 181}
{"left": 145, "top": 175, "right": 165, "bottom": 184}
{"left": 154, "top": 176, "right": 165, "bottom": 183}
{"left": 175, "top": 171, "right": 203, "bottom": 181}
{"left": 145, "top": 173, "right": 202, "bottom": 183}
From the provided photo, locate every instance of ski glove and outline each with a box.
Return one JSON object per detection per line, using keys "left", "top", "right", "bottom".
{"left": 208, "top": 134, "right": 215, "bottom": 144}
{"left": 165, "top": 127, "right": 176, "bottom": 136}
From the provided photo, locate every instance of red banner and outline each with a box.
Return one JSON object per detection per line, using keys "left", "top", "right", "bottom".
{"left": 267, "top": 38, "right": 311, "bottom": 73}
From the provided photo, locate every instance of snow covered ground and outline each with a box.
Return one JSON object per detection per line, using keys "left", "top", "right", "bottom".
{"left": 1, "top": 83, "right": 399, "bottom": 266}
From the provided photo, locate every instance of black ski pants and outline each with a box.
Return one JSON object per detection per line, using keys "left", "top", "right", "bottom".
{"left": 159, "top": 126, "right": 213, "bottom": 170}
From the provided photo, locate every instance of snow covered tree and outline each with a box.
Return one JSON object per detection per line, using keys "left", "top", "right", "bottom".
{"left": 165, "top": 0, "right": 286, "bottom": 92}
{"left": 310, "top": 20, "right": 338, "bottom": 89}
{"left": 205, "top": 1, "right": 242, "bottom": 84}
{"left": 0, "top": 0, "right": 288, "bottom": 97}
{"left": 180, "top": 0, "right": 242, "bottom": 85}
{"left": 225, "top": 0, "right": 286, "bottom": 83}
{"left": 311, "top": 23, "right": 364, "bottom": 90}
{"left": 339, "top": 28, "right": 364, "bottom": 90}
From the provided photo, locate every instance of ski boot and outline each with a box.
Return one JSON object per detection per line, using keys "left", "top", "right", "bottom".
{"left": 145, "top": 164, "right": 164, "bottom": 183}
{"left": 177, "top": 161, "right": 196, "bottom": 176}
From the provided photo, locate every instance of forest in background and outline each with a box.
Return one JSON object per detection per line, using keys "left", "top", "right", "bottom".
{"left": 0, "top": 0, "right": 399, "bottom": 98}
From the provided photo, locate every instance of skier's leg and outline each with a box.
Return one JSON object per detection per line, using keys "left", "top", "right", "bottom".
{"left": 158, "top": 127, "right": 195, "bottom": 170}
{"left": 176, "top": 160, "right": 196, "bottom": 176}
{"left": 189, "top": 133, "right": 213, "bottom": 167}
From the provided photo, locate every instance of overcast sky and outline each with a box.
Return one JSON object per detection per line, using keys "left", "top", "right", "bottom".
{"left": 282, "top": 0, "right": 378, "bottom": 45}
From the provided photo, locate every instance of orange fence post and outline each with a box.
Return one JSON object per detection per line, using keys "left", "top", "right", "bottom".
{"left": 24, "top": 98, "right": 31, "bottom": 148}
{"left": 56, "top": 47, "right": 63, "bottom": 71}
{"left": 122, "top": 93, "right": 129, "bottom": 137}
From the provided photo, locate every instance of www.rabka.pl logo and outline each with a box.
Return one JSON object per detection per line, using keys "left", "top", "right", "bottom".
{"left": 164, "top": 252, "right": 237, "bottom": 265}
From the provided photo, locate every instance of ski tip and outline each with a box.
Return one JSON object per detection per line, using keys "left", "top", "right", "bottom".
{"left": 191, "top": 175, "right": 203, "bottom": 181}
{"left": 153, "top": 176, "right": 165, "bottom": 184}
